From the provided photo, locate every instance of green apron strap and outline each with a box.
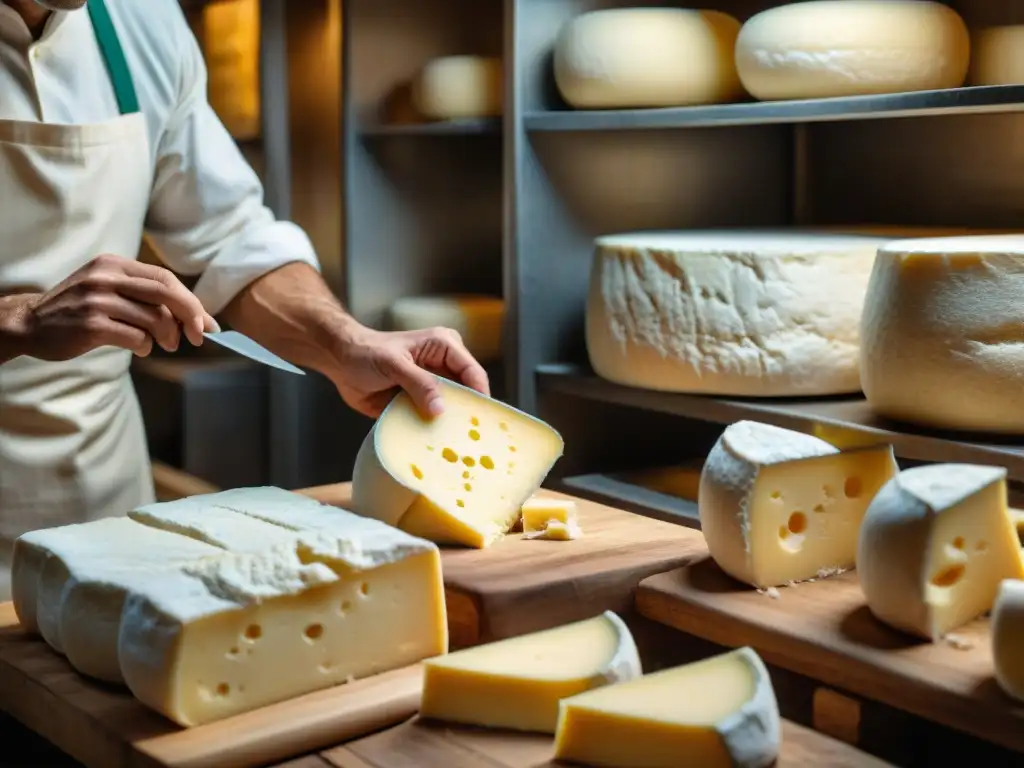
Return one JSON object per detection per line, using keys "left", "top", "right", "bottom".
{"left": 86, "top": 0, "right": 139, "bottom": 115}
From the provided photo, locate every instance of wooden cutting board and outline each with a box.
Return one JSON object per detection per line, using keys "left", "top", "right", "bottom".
{"left": 318, "top": 715, "right": 895, "bottom": 767}
{"left": 302, "top": 484, "right": 707, "bottom": 647}
{"left": 0, "top": 603, "right": 422, "bottom": 768}
{"left": 636, "top": 557, "right": 1024, "bottom": 753}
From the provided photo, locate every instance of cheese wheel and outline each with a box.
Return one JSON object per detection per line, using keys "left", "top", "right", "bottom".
{"left": 861, "top": 235, "right": 1024, "bottom": 433}
{"left": 735, "top": 1, "right": 970, "bottom": 101}
{"left": 411, "top": 56, "right": 503, "bottom": 120}
{"left": 992, "top": 579, "right": 1024, "bottom": 702}
{"left": 971, "top": 26, "right": 1024, "bottom": 85}
{"left": 585, "top": 230, "right": 891, "bottom": 396}
{"left": 553, "top": 8, "right": 745, "bottom": 109}
{"left": 388, "top": 295, "right": 504, "bottom": 364}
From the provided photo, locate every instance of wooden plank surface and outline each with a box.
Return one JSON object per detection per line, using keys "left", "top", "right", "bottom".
{"left": 302, "top": 484, "right": 707, "bottom": 647}
{"left": 636, "top": 556, "right": 1024, "bottom": 753}
{"left": 0, "top": 603, "right": 422, "bottom": 768}
{"left": 320, "top": 715, "right": 895, "bottom": 767}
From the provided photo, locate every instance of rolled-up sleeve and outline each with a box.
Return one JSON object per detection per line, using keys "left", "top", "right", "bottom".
{"left": 144, "top": 18, "right": 320, "bottom": 316}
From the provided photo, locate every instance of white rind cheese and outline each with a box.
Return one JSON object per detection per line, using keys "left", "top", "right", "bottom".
{"left": 411, "top": 56, "right": 503, "bottom": 120}
{"left": 553, "top": 8, "right": 745, "bottom": 109}
{"left": 858, "top": 464, "right": 1024, "bottom": 641}
{"left": 971, "top": 26, "right": 1024, "bottom": 86}
{"left": 554, "top": 646, "right": 781, "bottom": 768}
{"left": 388, "top": 295, "right": 505, "bottom": 365}
{"left": 700, "top": 421, "right": 898, "bottom": 587}
{"left": 351, "top": 377, "right": 563, "bottom": 548}
{"left": 736, "top": 1, "right": 969, "bottom": 101}
{"left": 991, "top": 579, "right": 1024, "bottom": 702}
{"left": 420, "top": 610, "right": 640, "bottom": 733}
{"left": 861, "top": 235, "right": 1024, "bottom": 433}
{"left": 586, "top": 231, "right": 890, "bottom": 397}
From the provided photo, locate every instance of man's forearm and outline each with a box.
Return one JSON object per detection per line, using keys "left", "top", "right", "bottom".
{"left": 0, "top": 295, "right": 34, "bottom": 365}
{"left": 219, "top": 263, "right": 358, "bottom": 379}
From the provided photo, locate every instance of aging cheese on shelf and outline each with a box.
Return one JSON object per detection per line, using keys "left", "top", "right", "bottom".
{"left": 521, "top": 497, "right": 581, "bottom": 541}
{"left": 554, "top": 647, "right": 780, "bottom": 768}
{"left": 411, "top": 56, "right": 503, "bottom": 120}
{"left": 552, "top": 9, "right": 745, "bottom": 109}
{"left": 388, "top": 295, "right": 505, "bottom": 364}
{"left": 420, "top": 611, "right": 640, "bottom": 733}
{"left": 624, "top": 460, "right": 704, "bottom": 501}
{"left": 735, "top": 1, "right": 969, "bottom": 101}
{"left": 858, "top": 464, "right": 1024, "bottom": 641}
{"left": 971, "top": 26, "right": 1024, "bottom": 85}
{"left": 861, "top": 235, "right": 1024, "bottom": 434}
{"left": 351, "top": 377, "right": 564, "bottom": 548}
{"left": 586, "top": 230, "right": 890, "bottom": 397}
{"left": 700, "top": 421, "right": 898, "bottom": 588}
{"left": 991, "top": 579, "right": 1024, "bottom": 702}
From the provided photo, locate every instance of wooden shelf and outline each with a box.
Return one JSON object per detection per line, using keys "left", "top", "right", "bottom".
{"left": 558, "top": 473, "right": 700, "bottom": 529}
{"left": 362, "top": 119, "right": 501, "bottom": 137}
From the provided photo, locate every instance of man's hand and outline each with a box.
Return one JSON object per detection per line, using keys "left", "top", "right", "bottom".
{"left": 0, "top": 254, "right": 217, "bottom": 362}
{"left": 331, "top": 324, "right": 491, "bottom": 419}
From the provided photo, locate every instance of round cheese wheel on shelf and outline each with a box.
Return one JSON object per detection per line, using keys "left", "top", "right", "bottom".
{"left": 735, "top": 0, "right": 970, "bottom": 101}
{"left": 411, "top": 56, "right": 503, "bottom": 120}
{"left": 552, "top": 8, "right": 745, "bottom": 109}
{"left": 971, "top": 26, "right": 1024, "bottom": 85}
{"left": 861, "top": 234, "right": 1024, "bottom": 434}
{"left": 585, "top": 230, "right": 892, "bottom": 397}
{"left": 388, "top": 295, "right": 505, "bottom": 364}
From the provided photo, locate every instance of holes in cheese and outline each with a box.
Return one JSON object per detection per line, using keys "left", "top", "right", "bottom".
{"left": 521, "top": 497, "right": 582, "bottom": 541}
{"left": 420, "top": 611, "right": 641, "bottom": 733}
{"left": 858, "top": 464, "right": 1024, "bottom": 641}
{"left": 351, "top": 377, "right": 564, "bottom": 548}
{"left": 553, "top": 647, "right": 781, "bottom": 768}
{"left": 700, "top": 421, "right": 898, "bottom": 588}
{"left": 991, "top": 579, "right": 1024, "bottom": 702}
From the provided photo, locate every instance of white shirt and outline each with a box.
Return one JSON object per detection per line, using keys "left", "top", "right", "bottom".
{"left": 0, "top": 0, "right": 320, "bottom": 315}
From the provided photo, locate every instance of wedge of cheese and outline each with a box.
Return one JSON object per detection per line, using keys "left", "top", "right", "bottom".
{"left": 553, "top": 647, "right": 780, "bottom": 768}
{"left": 992, "top": 579, "right": 1024, "bottom": 702}
{"left": 858, "top": 464, "right": 1024, "bottom": 640}
{"left": 700, "top": 421, "right": 898, "bottom": 588}
{"left": 420, "top": 611, "right": 640, "bottom": 733}
{"left": 521, "top": 497, "right": 581, "bottom": 541}
{"left": 351, "top": 377, "right": 564, "bottom": 548}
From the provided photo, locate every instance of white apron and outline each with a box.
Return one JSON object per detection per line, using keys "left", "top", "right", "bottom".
{"left": 0, "top": 0, "right": 155, "bottom": 601}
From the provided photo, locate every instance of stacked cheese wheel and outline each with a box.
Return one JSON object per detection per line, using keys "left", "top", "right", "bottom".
{"left": 388, "top": 295, "right": 505, "bottom": 364}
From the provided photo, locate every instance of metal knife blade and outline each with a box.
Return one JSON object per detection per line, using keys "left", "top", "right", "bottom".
{"left": 202, "top": 331, "right": 305, "bottom": 375}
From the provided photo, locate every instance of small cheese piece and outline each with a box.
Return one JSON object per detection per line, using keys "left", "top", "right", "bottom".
{"left": 411, "top": 56, "right": 502, "bottom": 120}
{"left": 625, "top": 461, "right": 704, "bottom": 501}
{"left": 553, "top": 9, "right": 744, "bottom": 109}
{"left": 735, "top": 1, "right": 969, "bottom": 101}
{"left": 861, "top": 235, "right": 1024, "bottom": 433}
{"left": 388, "top": 295, "right": 504, "bottom": 364}
{"left": 421, "top": 611, "right": 640, "bottom": 733}
{"left": 586, "top": 231, "right": 890, "bottom": 396}
{"left": 554, "top": 646, "right": 780, "bottom": 768}
{"left": 521, "top": 498, "right": 581, "bottom": 541}
{"left": 352, "top": 377, "right": 563, "bottom": 548}
{"left": 700, "top": 421, "right": 898, "bottom": 588}
{"left": 971, "top": 26, "right": 1024, "bottom": 86}
{"left": 858, "top": 464, "right": 1024, "bottom": 640}
{"left": 991, "top": 579, "right": 1024, "bottom": 702}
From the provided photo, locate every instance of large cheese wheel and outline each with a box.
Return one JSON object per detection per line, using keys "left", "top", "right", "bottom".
{"left": 861, "top": 235, "right": 1024, "bottom": 434}
{"left": 735, "top": 1, "right": 970, "bottom": 101}
{"left": 411, "top": 56, "right": 503, "bottom": 120}
{"left": 553, "top": 8, "right": 744, "bottom": 109}
{"left": 585, "top": 230, "right": 892, "bottom": 397}
{"left": 388, "top": 295, "right": 504, "bottom": 364}
{"left": 971, "top": 26, "right": 1024, "bottom": 85}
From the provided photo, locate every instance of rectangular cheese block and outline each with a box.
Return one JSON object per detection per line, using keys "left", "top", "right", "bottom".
{"left": 420, "top": 611, "right": 640, "bottom": 733}
{"left": 554, "top": 647, "right": 781, "bottom": 768}
{"left": 521, "top": 498, "right": 581, "bottom": 541}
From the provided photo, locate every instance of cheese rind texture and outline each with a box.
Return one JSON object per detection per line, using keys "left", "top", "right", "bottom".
{"left": 412, "top": 56, "right": 503, "bottom": 119}
{"left": 421, "top": 610, "right": 640, "bottom": 733}
{"left": 700, "top": 421, "right": 898, "bottom": 588}
{"left": 991, "top": 579, "right": 1024, "bottom": 702}
{"left": 861, "top": 235, "right": 1024, "bottom": 433}
{"left": 857, "top": 464, "right": 1024, "bottom": 640}
{"left": 553, "top": 9, "right": 744, "bottom": 109}
{"left": 388, "top": 295, "right": 504, "bottom": 364}
{"left": 736, "top": 0, "right": 969, "bottom": 101}
{"left": 586, "top": 231, "right": 889, "bottom": 396}
{"left": 554, "top": 646, "right": 780, "bottom": 768}
{"left": 971, "top": 26, "right": 1024, "bottom": 85}
{"left": 521, "top": 498, "right": 581, "bottom": 541}
{"left": 351, "top": 377, "right": 564, "bottom": 548}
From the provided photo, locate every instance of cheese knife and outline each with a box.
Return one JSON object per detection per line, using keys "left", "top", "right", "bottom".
{"left": 202, "top": 330, "right": 305, "bottom": 375}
